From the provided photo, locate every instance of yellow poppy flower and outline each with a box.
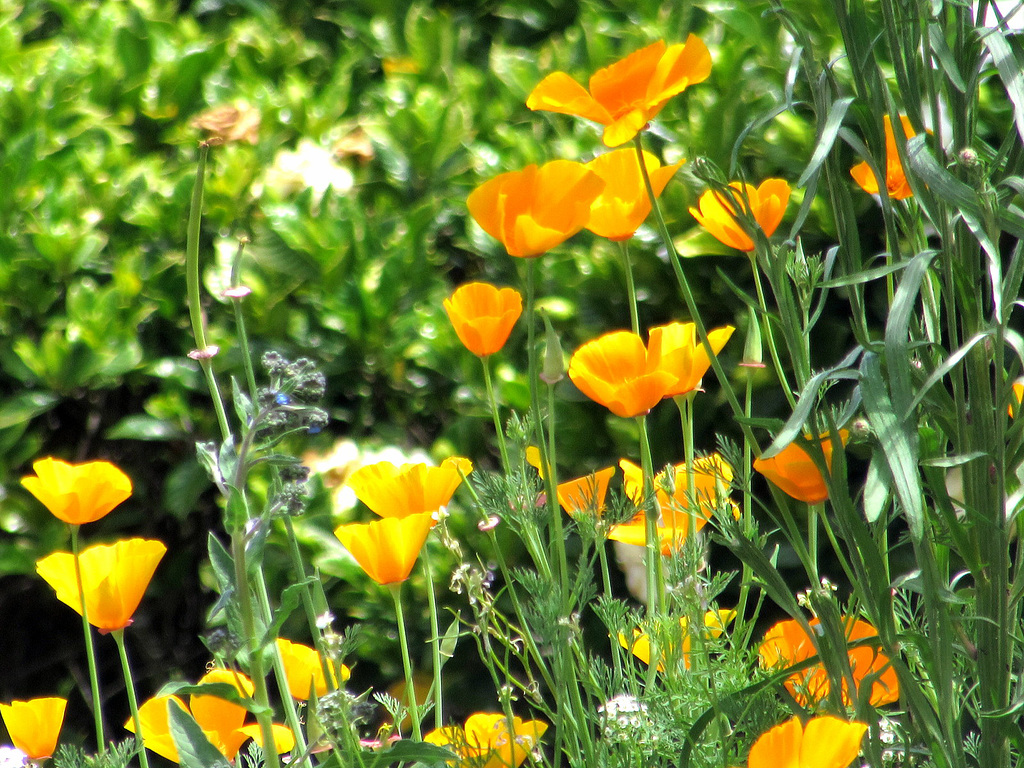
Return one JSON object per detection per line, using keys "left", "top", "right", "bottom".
{"left": 444, "top": 283, "right": 523, "bottom": 357}
{"left": 649, "top": 322, "right": 734, "bottom": 397}
{"left": 334, "top": 511, "right": 434, "bottom": 584}
{"left": 425, "top": 713, "right": 548, "bottom": 768}
{"left": 128, "top": 671, "right": 292, "bottom": 763}
{"left": 568, "top": 330, "right": 675, "bottom": 418}
{"left": 346, "top": 457, "right": 472, "bottom": 519}
{"left": 527, "top": 37, "right": 712, "bottom": 147}
{"left": 620, "top": 453, "right": 736, "bottom": 531}
{"left": 276, "top": 638, "right": 350, "bottom": 700}
{"left": 467, "top": 160, "right": 604, "bottom": 257}
{"left": 36, "top": 538, "right": 166, "bottom": 632}
{"left": 606, "top": 515, "right": 687, "bottom": 554}
{"left": 689, "top": 179, "right": 790, "bottom": 252}
{"left": 850, "top": 114, "right": 916, "bottom": 200}
{"left": 584, "top": 149, "right": 683, "bottom": 240}
{"left": 21, "top": 457, "right": 132, "bottom": 525}
{"left": 747, "top": 716, "right": 868, "bottom": 768}
{"left": 753, "top": 431, "right": 848, "bottom": 504}
{"left": 0, "top": 697, "right": 67, "bottom": 759}
{"left": 619, "top": 609, "right": 736, "bottom": 670}
{"left": 759, "top": 616, "right": 899, "bottom": 708}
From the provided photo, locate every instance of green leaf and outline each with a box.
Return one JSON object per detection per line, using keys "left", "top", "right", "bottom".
{"left": 207, "top": 533, "right": 235, "bottom": 596}
{"left": 984, "top": 26, "right": 1024, "bottom": 144}
{"left": 0, "top": 391, "right": 59, "bottom": 429}
{"left": 168, "top": 699, "right": 232, "bottom": 768}
{"left": 859, "top": 353, "right": 924, "bottom": 540}
{"left": 363, "top": 740, "right": 456, "bottom": 768}
{"left": 158, "top": 681, "right": 249, "bottom": 710}
{"left": 260, "top": 580, "right": 313, "bottom": 647}
{"left": 863, "top": 452, "right": 892, "bottom": 524}
{"left": 797, "top": 96, "right": 854, "bottom": 188}
{"left": 106, "top": 414, "right": 183, "bottom": 441}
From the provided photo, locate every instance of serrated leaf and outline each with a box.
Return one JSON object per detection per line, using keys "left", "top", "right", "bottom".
{"left": 168, "top": 699, "right": 232, "bottom": 768}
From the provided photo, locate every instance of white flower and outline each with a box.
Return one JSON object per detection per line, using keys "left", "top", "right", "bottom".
{"left": 0, "top": 747, "right": 27, "bottom": 768}
{"left": 261, "top": 140, "right": 355, "bottom": 198}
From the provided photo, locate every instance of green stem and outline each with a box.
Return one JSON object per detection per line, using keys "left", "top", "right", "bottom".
{"left": 749, "top": 255, "right": 798, "bottom": 409}
{"left": 421, "top": 546, "right": 444, "bottom": 730}
{"left": 618, "top": 239, "right": 641, "bottom": 335}
{"left": 389, "top": 583, "right": 422, "bottom": 740}
{"left": 112, "top": 629, "right": 150, "bottom": 768}
{"left": 481, "top": 356, "right": 511, "bottom": 473}
{"left": 71, "top": 525, "right": 105, "bottom": 753}
{"left": 231, "top": 529, "right": 282, "bottom": 768}
{"left": 185, "top": 142, "right": 231, "bottom": 443}
{"left": 636, "top": 415, "right": 664, "bottom": 622}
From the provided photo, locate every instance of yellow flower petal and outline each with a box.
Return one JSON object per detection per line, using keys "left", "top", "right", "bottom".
{"left": 0, "top": 697, "right": 66, "bottom": 759}
{"left": 276, "top": 638, "right": 350, "bottom": 700}
{"left": 36, "top": 538, "right": 166, "bottom": 631}
{"left": 334, "top": 511, "right": 435, "bottom": 584}
{"left": 21, "top": 457, "right": 132, "bottom": 524}
{"left": 346, "top": 457, "right": 472, "bottom": 519}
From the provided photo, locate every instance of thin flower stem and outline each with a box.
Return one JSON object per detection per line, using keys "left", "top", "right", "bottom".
{"left": 112, "top": 629, "right": 150, "bottom": 768}
{"left": 631, "top": 136, "right": 759, "bottom": 452}
{"left": 637, "top": 414, "right": 665, "bottom": 644}
{"left": 748, "top": 255, "right": 797, "bottom": 409}
{"left": 71, "top": 525, "right": 105, "bottom": 753}
{"left": 524, "top": 260, "right": 567, "bottom": 596}
{"left": 674, "top": 392, "right": 698, "bottom": 545}
{"left": 597, "top": 543, "right": 624, "bottom": 682}
{"left": 231, "top": 528, "right": 282, "bottom": 768}
{"left": 421, "top": 546, "right": 444, "bottom": 730}
{"left": 185, "top": 142, "right": 231, "bottom": 443}
{"left": 546, "top": 380, "right": 570, "bottom": 596}
{"left": 481, "top": 356, "right": 511, "bottom": 473}
{"left": 389, "top": 583, "right": 422, "bottom": 740}
{"left": 618, "top": 239, "right": 641, "bottom": 335}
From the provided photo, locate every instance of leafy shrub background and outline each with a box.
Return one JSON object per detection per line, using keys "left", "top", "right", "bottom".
{"left": 2, "top": 0, "right": 1014, "bottom": 747}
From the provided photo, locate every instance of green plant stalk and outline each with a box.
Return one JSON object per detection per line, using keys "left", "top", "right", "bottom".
{"left": 71, "top": 525, "right": 105, "bottom": 753}
{"left": 185, "top": 142, "right": 230, "bottom": 443}
{"left": 748, "top": 254, "right": 798, "bottom": 408}
{"left": 618, "top": 239, "right": 641, "bottom": 334}
{"left": 231, "top": 527, "right": 282, "bottom": 768}
{"left": 674, "top": 392, "right": 698, "bottom": 547}
{"left": 597, "top": 544, "right": 624, "bottom": 682}
{"left": 112, "top": 629, "right": 150, "bottom": 768}
{"left": 524, "top": 259, "right": 567, "bottom": 598}
{"left": 631, "top": 136, "right": 759, "bottom": 451}
{"left": 481, "top": 356, "right": 511, "bottom": 473}
{"left": 420, "top": 545, "right": 444, "bottom": 730}
{"left": 389, "top": 583, "right": 422, "bottom": 741}
{"left": 545, "top": 380, "right": 570, "bottom": 594}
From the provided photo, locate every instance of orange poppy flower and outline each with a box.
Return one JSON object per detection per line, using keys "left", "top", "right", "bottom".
{"left": 620, "top": 453, "right": 736, "bottom": 532}
{"left": 759, "top": 617, "right": 899, "bottom": 707}
{"left": 748, "top": 716, "right": 868, "bottom": 768}
{"left": 584, "top": 149, "right": 684, "bottom": 240}
{"left": 21, "top": 457, "right": 132, "bottom": 525}
{"left": 425, "top": 713, "right": 548, "bottom": 768}
{"left": 619, "top": 609, "right": 736, "bottom": 670}
{"left": 649, "top": 322, "right": 734, "bottom": 397}
{"left": 444, "top": 283, "right": 523, "bottom": 357}
{"left": 334, "top": 511, "right": 434, "bottom": 584}
{"left": 467, "top": 160, "right": 604, "bottom": 257}
{"left": 128, "top": 671, "right": 293, "bottom": 762}
{"left": 527, "top": 38, "right": 712, "bottom": 148}
{"left": 555, "top": 466, "right": 617, "bottom": 517}
{"left": 276, "top": 638, "right": 350, "bottom": 700}
{"left": 851, "top": 114, "right": 916, "bottom": 200}
{"left": 752, "top": 431, "right": 848, "bottom": 504}
{"left": 346, "top": 457, "right": 472, "bottom": 519}
{"left": 689, "top": 179, "right": 790, "bottom": 252}
{"left": 568, "top": 331, "right": 675, "bottom": 417}
{"left": 36, "top": 538, "right": 166, "bottom": 632}
{"left": 0, "top": 697, "right": 67, "bottom": 759}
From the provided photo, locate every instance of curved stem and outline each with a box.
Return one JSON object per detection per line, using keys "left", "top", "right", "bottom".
{"left": 112, "top": 629, "right": 150, "bottom": 768}
{"left": 618, "top": 239, "right": 641, "bottom": 335}
{"left": 389, "top": 583, "right": 422, "bottom": 740}
{"left": 481, "top": 356, "right": 511, "bottom": 473}
{"left": 71, "top": 525, "right": 105, "bottom": 753}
